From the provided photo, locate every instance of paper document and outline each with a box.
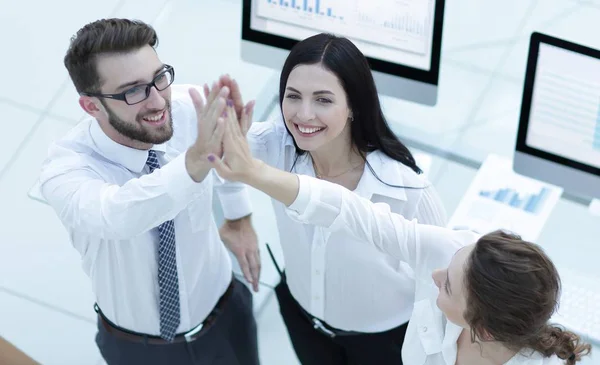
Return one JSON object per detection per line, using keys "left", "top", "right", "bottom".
{"left": 447, "top": 154, "right": 563, "bottom": 241}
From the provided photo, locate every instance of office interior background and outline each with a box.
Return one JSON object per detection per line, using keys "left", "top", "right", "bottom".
{"left": 1, "top": 0, "right": 599, "bottom": 364}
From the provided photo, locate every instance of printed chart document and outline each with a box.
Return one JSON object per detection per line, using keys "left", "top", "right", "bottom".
{"left": 447, "top": 154, "right": 563, "bottom": 241}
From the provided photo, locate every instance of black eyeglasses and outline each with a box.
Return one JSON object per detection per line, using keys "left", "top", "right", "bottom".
{"left": 81, "top": 65, "right": 175, "bottom": 105}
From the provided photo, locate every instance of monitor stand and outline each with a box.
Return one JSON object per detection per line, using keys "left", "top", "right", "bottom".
{"left": 252, "top": 72, "right": 280, "bottom": 123}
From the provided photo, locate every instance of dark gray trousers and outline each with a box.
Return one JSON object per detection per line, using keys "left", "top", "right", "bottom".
{"left": 95, "top": 278, "right": 259, "bottom": 365}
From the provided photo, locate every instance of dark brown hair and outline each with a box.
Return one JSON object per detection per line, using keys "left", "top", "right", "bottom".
{"left": 464, "top": 230, "right": 591, "bottom": 364}
{"left": 280, "top": 33, "right": 421, "bottom": 176}
{"left": 64, "top": 18, "right": 158, "bottom": 94}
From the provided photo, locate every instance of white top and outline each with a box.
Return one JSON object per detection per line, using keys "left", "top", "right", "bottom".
{"left": 248, "top": 119, "right": 447, "bottom": 332}
{"left": 287, "top": 175, "right": 564, "bottom": 365}
{"left": 38, "top": 84, "right": 252, "bottom": 335}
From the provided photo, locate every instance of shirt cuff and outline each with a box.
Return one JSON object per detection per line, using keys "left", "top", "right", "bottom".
{"left": 287, "top": 174, "right": 312, "bottom": 216}
{"left": 163, "top": 152, "right": 209, "bottom": 201}
{"left": 286, "top": 175, "right": 346, "bottom": 231}
{"left": 218, "top": 187, "right": 252, "bottom": 220}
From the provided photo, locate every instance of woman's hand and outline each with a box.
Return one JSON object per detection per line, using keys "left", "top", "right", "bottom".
{"left": 208, "top": 102, "right": 263, "bottom": 183}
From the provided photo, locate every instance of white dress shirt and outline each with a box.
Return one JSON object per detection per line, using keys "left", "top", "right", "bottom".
{"left": 38, "top": 84, "right": 252, "bottom": 335}
{"left": 287, "top": 174, "right": 564, "bottom": 365}
{"left": 248, "top": 119, "right": 447, "bottom": 332}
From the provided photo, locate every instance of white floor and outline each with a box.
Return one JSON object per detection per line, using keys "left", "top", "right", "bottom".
{"left": 0, "top": 0, "right": 598, "bottom": 364}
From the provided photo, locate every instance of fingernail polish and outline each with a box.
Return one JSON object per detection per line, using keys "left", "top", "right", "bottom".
{"left": 222, "top": 110, "right": 227, "bottom": 117}
{"left": 208, "top": 155, "right": 215, "bottom": 162}
{"left": 226, "top": 99, "right": 233, "bottom": 107}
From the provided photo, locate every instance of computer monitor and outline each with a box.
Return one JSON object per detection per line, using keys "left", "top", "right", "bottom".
{"left": 514, "top": 32, "right": 600, "bottom": 200}
{"left": 241, "top": 0, "right": 445, "bottom": 107}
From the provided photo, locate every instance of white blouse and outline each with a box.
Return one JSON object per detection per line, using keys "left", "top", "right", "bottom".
{"left": 247, "top": 119, "right": 447, "bottom": 332}
{"left": 286, "top": 174, "right": 565, "bottom": 365}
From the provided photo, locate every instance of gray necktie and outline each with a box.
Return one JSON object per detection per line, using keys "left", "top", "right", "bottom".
{"left": 146, "top": 150, "right": 181, "bottom": 341}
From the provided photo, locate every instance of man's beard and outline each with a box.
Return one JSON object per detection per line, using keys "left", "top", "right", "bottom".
{"left": 101, "top": 99, "right": 174, "bottom": 145}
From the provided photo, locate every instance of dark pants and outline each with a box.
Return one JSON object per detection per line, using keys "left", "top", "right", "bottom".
{"left": 96, "top": 278, "right": 259, "bottom": 365}
{"left": 275, "top": 279, "right": 408, "bottom": 365}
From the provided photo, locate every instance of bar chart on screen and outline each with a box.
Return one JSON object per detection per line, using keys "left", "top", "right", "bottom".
{"left": 265, "top": 0, "right": 344, "bottom": 18}
{"left": 257, "top": 0, "right": 432, "bottom": 54}
{"left": 448, "top": 155, "right": 563, "bottom": 241}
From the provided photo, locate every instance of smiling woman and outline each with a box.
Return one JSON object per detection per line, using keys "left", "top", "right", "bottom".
{"left": 206, "top": 132, "right": 593, "bottom": 364}
{"left": 217, "top": 32, "right": 449, "bottom": 364}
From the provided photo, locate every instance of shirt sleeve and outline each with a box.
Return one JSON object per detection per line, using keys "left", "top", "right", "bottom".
{"left": 415, "top": 183, "right": 448, "bottom": 227}
{"left": 213, "top": 170, "right": 252, "bottom": 220}
{"left": 40, "top": 149, "right": 210, "bottom": 240}
{"left": 286, "top": 174, "right": 478, "bottom": 275}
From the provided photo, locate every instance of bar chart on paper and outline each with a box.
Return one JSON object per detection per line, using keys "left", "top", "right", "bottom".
{"left": 478, "top": 187, "right": 551, "bottom": 215}
{"left": 257, "top": 0, "right": 432, "bottom": 54}
{"left": 448, "top": 155, "right": 563, "bottom": 241}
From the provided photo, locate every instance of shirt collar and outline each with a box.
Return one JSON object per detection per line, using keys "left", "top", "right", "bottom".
{"left": 505, "top": 350, "right": 545, "bottom": 365}
{"left": 440, "top": 321, "right": 545, "bottom": 365}
{"left": 284, "top": 129, "right": 410, "bottom": 202}
{"left": 442, "top": 320, "right": 463, "bottom": 364}
{"left": 89, "top": 119, "right": 167, "bottom": 173}
{"left": 355, "top": 150, "right": 408, "bottom": 202}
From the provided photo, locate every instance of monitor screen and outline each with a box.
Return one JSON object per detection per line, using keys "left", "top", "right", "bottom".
{"left": 250, "top": 0, "right": 437, "bottom": 70}
{"left": 521, "top": 40, "right": 600, "bottom": 174}
{"left": 241, "top": 0, "right": 445, "bottom": 92}
{"left": 515, "top": 32, "right": 600, "bottom": 200}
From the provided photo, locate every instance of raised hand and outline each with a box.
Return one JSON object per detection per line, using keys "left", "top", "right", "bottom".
{"left": 204, "top": 74, "right": 255, "bottom": 129}
{"left": 188, "top": 84, "right": 229, "bottom": 159}
{"left": 208, "top": 103, "right": 261, "bottom": 183}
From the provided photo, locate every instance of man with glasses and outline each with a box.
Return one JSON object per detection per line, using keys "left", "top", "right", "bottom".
{"left": 38, "top": 18, "right": 260, "bottom": 364}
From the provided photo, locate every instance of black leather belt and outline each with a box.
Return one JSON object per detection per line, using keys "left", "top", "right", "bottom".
{"left": 95, "top": 278, "right": 235, "bottom": 345}
{"left": 296, "top": 297, "right": 363, "bottom": 338}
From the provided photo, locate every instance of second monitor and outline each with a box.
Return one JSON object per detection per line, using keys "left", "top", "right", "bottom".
{"left": 241, "top": 0, "right": 445, "bottom": 106}
{"left": 514, "top": 32, "right": 600, "bottom": 201}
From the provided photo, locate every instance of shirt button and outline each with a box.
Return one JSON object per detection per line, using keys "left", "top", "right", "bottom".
{"left": 315, "top": 270, "right": 320, "bottom": 275}
{"left": 422, "top": 326, "right": 428, "bottom": 333}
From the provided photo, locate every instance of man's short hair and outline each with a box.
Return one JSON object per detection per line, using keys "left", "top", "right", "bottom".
{"left": 64, "top": 18, "right": 158, "bottom": 94}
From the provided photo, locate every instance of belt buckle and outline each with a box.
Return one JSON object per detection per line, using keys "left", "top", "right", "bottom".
{"left": 183, "top": 322, "right": 204, "bottom": 343}
{"left": 312, "top": 318, "right": 335, "bottom": 338}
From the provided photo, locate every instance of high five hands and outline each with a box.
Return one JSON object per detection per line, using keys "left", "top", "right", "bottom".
{"left": 188, "top": 78, "right": 262, "bottom": 292}
{"left": 208, "top": 96, "right": 260, "bottom": 182}
{"left": 194, "top": 75, "right": 260, "bottom": 182}
{"left": 186, "top": 79, "right": 257, "bottom": 177}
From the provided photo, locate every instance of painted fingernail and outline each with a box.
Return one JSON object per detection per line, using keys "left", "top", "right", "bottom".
{"left": 226, "top": 99, "right": 233, "bottom": 107}
{"left": 222, "top": 110, "right": 227, "bottom": 117}
{"left": 208, "top": 155, "right": 215, "bottom": 162}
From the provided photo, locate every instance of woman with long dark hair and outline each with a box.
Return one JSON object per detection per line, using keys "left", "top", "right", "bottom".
{"left": 213, "top": 33, "right": 446, "bottom": 364}
{"left": 206, "top": 104, "right": 593, "bottom": 365}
